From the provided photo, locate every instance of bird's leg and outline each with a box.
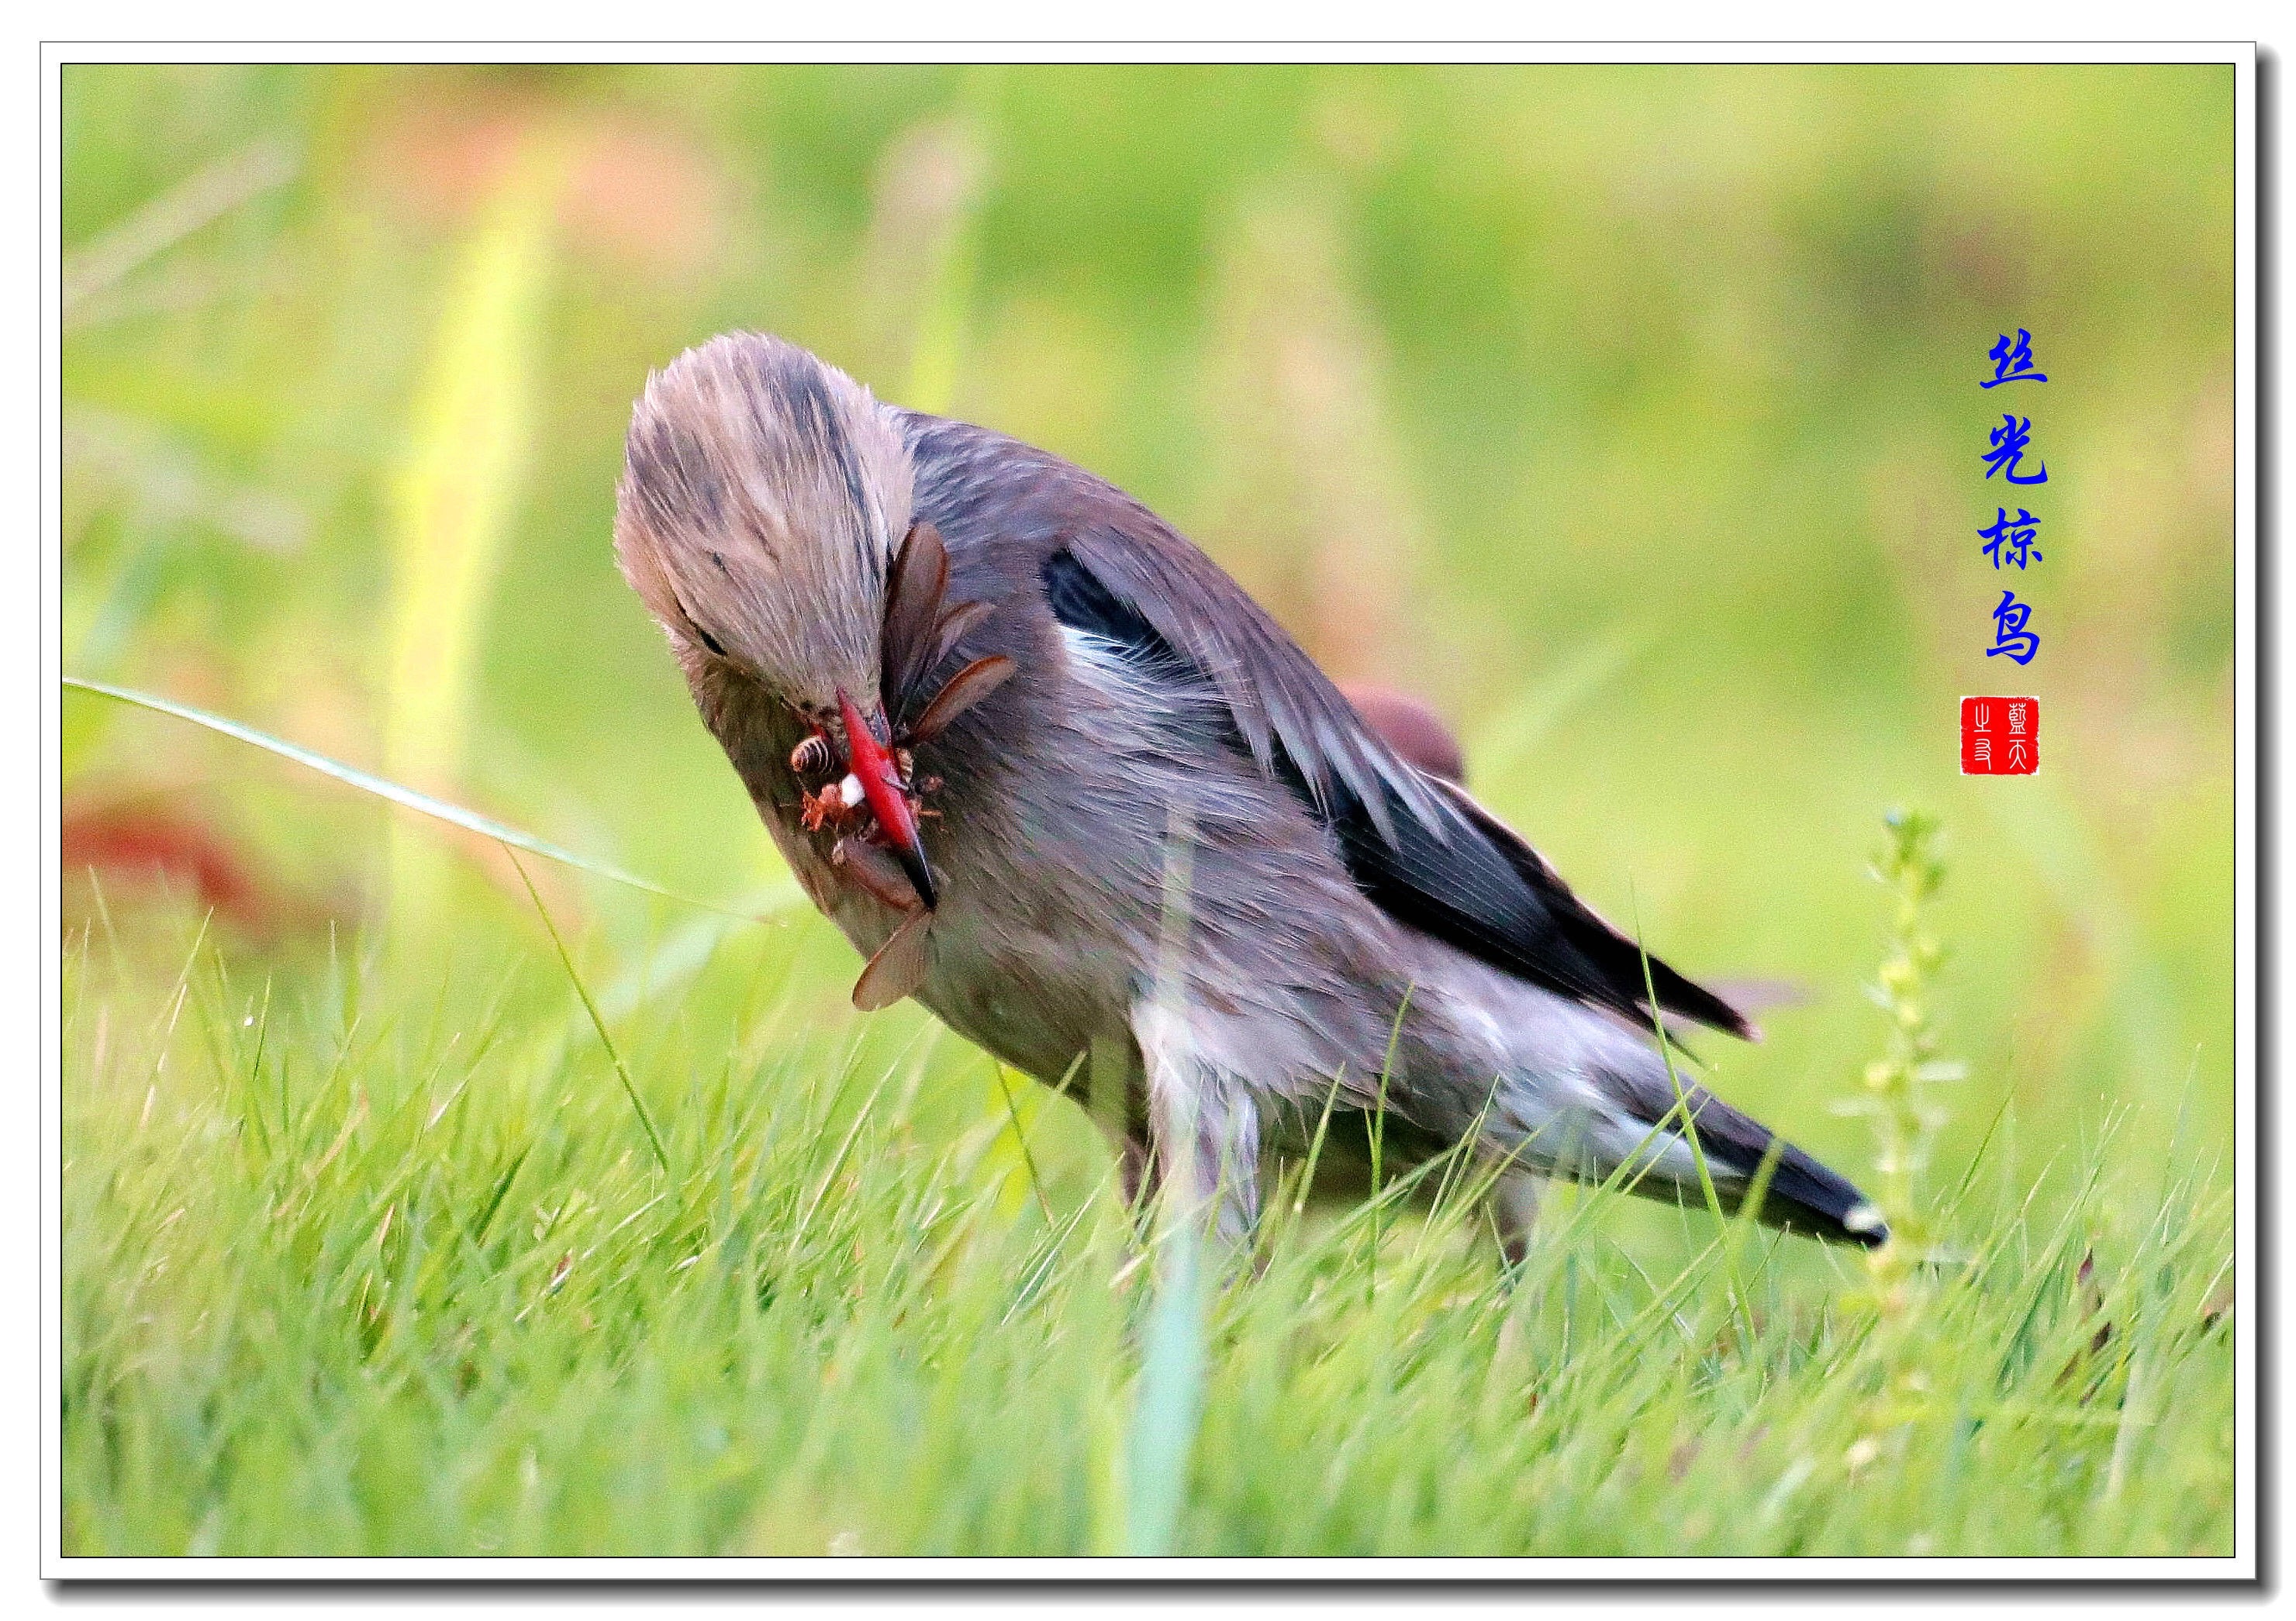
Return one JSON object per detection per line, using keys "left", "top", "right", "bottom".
{"left": 1490, "top": 1167, "right": 1545, "bottom": 1270}
{"left": 1133, "top": 1001, "right": 1261, "bottom": 1248}
{"left": 1117, "top": 1135, "right": 1157, "bottom": 1223}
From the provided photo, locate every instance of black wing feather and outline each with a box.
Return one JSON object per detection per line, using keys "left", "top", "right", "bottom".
{"left": 1276, "top": 754, "right": 1756, "bottom": 1040}
{"left": 1427, "top": 778, "right": 1757, "bottom": 1040}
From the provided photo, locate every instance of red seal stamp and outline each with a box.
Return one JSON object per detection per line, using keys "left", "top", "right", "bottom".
{"left": 1961, "top": 696, "right": 2038, "bottom": 774}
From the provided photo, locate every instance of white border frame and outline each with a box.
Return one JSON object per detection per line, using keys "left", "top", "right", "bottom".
{"left": 36, "top": 39, "right": 2258, "bottom": 1582}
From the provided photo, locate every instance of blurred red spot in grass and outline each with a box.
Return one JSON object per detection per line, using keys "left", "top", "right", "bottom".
{"left": 62, "top": 800, "right": 276, "bottom": 933}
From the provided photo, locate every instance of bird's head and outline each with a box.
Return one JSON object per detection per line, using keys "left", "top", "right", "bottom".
{"left": 615, "top": 333, "right": 941, "bottom": 906}
{"left": 615, "top": 331, "right": 911, "bottom": 723}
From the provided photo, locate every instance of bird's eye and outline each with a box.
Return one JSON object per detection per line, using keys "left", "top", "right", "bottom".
{"left": 694, "top": 625, "right": 728, "bottom": 658}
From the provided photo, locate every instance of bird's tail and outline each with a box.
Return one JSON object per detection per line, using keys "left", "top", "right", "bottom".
{"left": 1616, "top": 1084, "right": 1888, "bottom": 1247}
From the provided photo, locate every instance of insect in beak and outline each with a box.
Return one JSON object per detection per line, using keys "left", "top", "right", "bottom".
{"left": 836, "top": 687, "right": 939, "bottom": 909}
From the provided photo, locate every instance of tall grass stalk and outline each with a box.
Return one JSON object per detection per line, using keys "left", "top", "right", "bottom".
{"left": 383, "top": 138, "right": 563, "bottom": 936}
{"left": 1122, "top": 808, "right": 1210, "bottom": 1556}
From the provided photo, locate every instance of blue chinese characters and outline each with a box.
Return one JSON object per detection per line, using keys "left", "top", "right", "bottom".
{"left": 1974, "top": 332, "right": 2051, "bottom": 667}
{"left": 1986, "top": 591, "right": 2039, "bottom": 666}
{"left": 1982, "top": 414, "right": 2049, "bottom": 485}
{"left": 1981, "top": 328, "right": 2049, "bottom": 388}
{"left": 1978, "top": 508, "right": 2042, "bottom": 571}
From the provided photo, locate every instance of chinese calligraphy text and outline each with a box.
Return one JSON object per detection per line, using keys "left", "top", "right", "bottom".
{"left": 1982, "top": 414, "right": 2049, "bottom": 485}
{"left": 1979, "top": 507, "right": 2042, "bottom": 570}
{"left": 1982, "top": 328, "right": 2049, "bottom": 388}
{"left": 1987, "top": 590, "right": 2039, "bottom": 665}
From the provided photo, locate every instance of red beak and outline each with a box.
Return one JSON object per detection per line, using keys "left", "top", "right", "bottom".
{"left": 837, "top": 688, "right": 937, "bottom": 909}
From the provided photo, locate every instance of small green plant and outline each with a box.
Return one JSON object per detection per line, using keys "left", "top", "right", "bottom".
{"left": 1842, "top": 809, "right": 1966, "bottom": 1286}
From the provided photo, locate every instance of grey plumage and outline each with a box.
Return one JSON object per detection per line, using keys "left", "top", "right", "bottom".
{"left": 614, "top": 331, "right": 1887, "bottom": 1255}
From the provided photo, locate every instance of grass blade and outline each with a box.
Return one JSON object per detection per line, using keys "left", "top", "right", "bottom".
{"left": 63, "top": 677, "right": 758, "bottom": 923}
{"left": 505, "top": 847, "right": 671, "bottom": 1177}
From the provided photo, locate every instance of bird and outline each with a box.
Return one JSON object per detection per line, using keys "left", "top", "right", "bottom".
{"left": 613, "top": 331, "right": 1887, "bottom": 1259}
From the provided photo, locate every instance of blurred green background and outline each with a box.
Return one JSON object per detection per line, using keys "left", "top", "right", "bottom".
{"left": 60, "top": 62, "right": 2237, "bottom": 1207}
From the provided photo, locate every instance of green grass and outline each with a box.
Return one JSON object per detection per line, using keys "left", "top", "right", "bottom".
{"left": 58, "top": 61, "right": 2238, "bottom": 1560}
{"left": 60, "top": 836, "right": 2233, "bottom": 1558}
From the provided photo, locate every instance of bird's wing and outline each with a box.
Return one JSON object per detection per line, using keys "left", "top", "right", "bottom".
{"left": 903, "top": 411, "right": 1753, "bottom": 1040}
{"left": 1059, "top": 518, "right": 1441, "bottom": 844}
